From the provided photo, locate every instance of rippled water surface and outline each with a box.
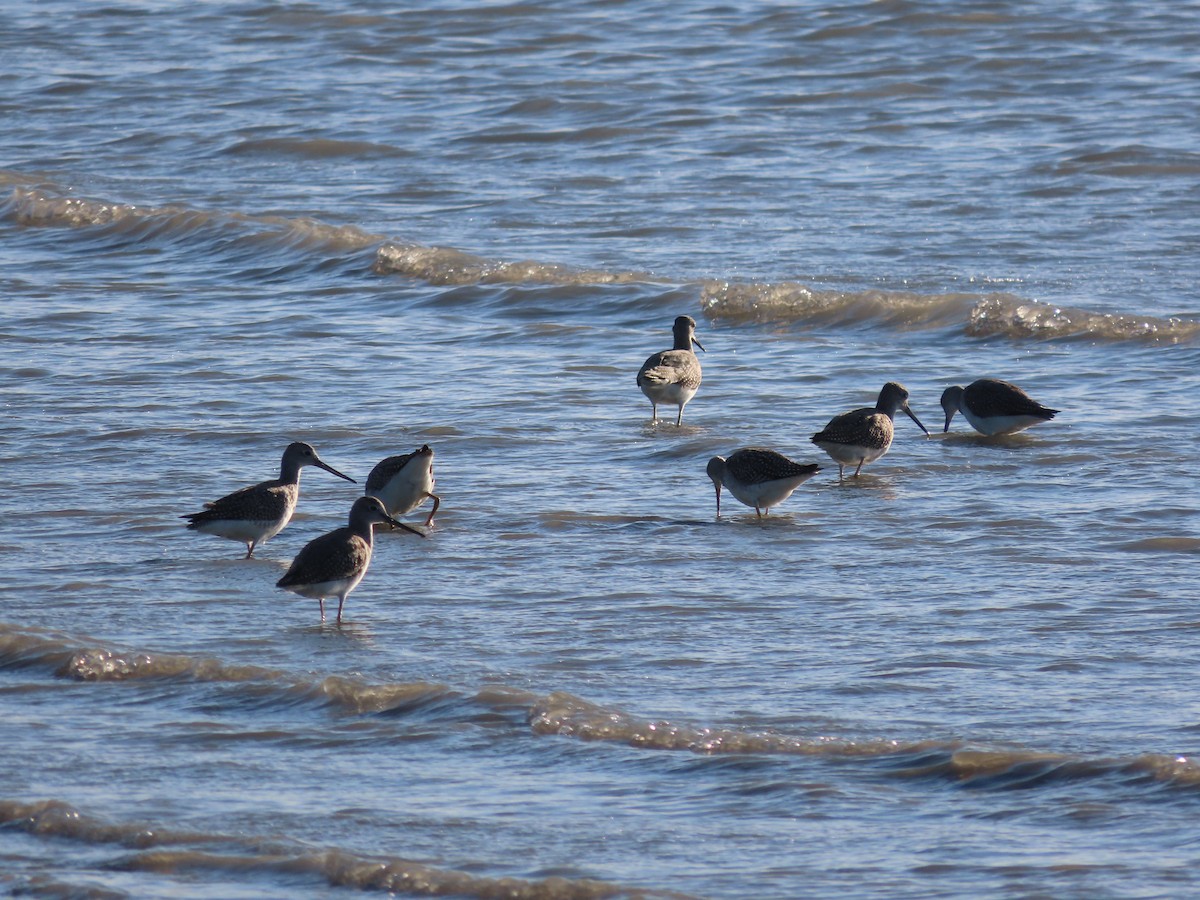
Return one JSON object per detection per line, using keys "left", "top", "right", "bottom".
{"left": 3, "top": 2, "right": 1200, "bottom": 898}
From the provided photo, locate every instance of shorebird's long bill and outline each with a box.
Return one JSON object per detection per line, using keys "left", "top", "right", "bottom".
{"left": 692, "top": 337, "right": 706, "bottom": 352}
{"left": 713, "top": 482, "right": 722, "bottom": 516}
{"left": 942, "top": 410, "right": 955, "bottom": 433}
{"left": 392, "top": 519, "right": 427, "bottom": 537}
{"left": 316, "top": 460, "right": 357, "bottom": 483}
{"left": 904, "top": 405, "right": 930, "bottom": 435}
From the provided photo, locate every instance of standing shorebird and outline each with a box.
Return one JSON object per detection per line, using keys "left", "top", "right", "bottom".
{"left": 940, "top": 378, "right": 1059, "bottom": 436}
{"left": 811, "top": 382, "right": 929, "bottom": 480}
{"left": 706, "top": 448, "right": 821, "bottom": 517}
{"left": 276, "top": 495, "right": 424, "bottom": 624}
{"left": 637, "top": 315, "right": 705, "bottom": 425}
{"left": 365, "top": 444, "right": 441, "bottom": 527}
{"left": 181, "top": 441, "right": 356, "bottom": 558}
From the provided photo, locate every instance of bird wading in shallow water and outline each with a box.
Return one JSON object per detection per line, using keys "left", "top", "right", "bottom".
{"left": 637, "top": 315, "right": 704, "bottom": 425}
{"left": 182, "top": 442, "right": 356, "bottom": 558}
{"left": 940, "top": 378, "right": 1059, "bottom": 436}
{"left": 365, "top": 444, "right": 441, "bottom": 527}
{"left": 811, "top": 382, "right": 929, "bottom": 480}
{"left": 706, "top": 448, "right": 821, "bottom": 517}
{"left": 276, "top": 495, "right": 424, "bottom": 624}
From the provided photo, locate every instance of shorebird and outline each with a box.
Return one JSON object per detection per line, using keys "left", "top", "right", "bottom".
{"left": 364, "top": 444, "right": 440, "bottom": 527}
{"left": 941, "top": 378, "right": 1059, "bottom": 436}
{"left": 637, "top": 315, "right": 704, "bottom": 425}
{"left": 706, "top": 448, "right": 821, "bottom": 517}
{"left": 276, "top": 495, "right": 424, "bottom": 624}
{"left": 181, "top": 442, "right": 356, "bottom": 558}
{"left": 811, "top": 382, "right": 929, "bottom": 480}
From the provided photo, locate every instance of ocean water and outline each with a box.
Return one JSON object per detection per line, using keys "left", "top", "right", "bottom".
{"left": 3, "top": 1, "right": 1200, "bottom": 897}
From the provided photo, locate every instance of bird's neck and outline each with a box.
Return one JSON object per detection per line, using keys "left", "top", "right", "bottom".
{"left": 876, "top": 400, "right": 900, "bottom": 420}
{"left": 279, "top": 462, "right": 303, "bottom": 485}
{"left": 349, "top": 520, "right": 375, "bottom": 545}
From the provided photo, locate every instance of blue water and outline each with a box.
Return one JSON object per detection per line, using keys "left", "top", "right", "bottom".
{"left": 3, "top": 2, "right": 1200, "bottom": 898}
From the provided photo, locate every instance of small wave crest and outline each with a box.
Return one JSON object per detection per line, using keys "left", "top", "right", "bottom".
{"left": 529, "top": 690, "right": 943, "bottom": 757}
{"left": 4, "top": 186, "right": 384, "bottom": 257}
{"left": 929, "top": 748, "right": 1200, "bottom": 792}
{"left": 373, "top": 241, "right": 654, "bottom": 287}
{"left": 528, "top": 692, "right": 1200, "bottom": 793}
{"left": 11, "top": 624, "right": 1200, "bottom": 797}
{"left": 702, "top": 280, "right": 1200, "bottom": 343}
{"left": 0, "top": 799, "right": 684, "bottom": 899}
{"left": 1047, "top": 144, "right": 1200, "bottom": 180}
{"left": 6, "top": 179, "right": 1195, "bottom": 344}
{"left": 224, "top": 136, "right": 413, "bottom": 160}
{"left": 700, "top": 279, "right": 978, "bottom": 330}
{"left": 967, "top": 295, "right": 1199, "bottom": 343}
{"left": 375, "top": 244, "right": 1200, "bottom": 345}
{"left": 0, "top": 624, "right": 452, "bottom": 716}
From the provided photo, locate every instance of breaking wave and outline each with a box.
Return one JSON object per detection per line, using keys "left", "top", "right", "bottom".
{"left": 5, "top": 179, "right": 1198, "bottom": 344}
{"left": 0, "top": 625, "right": 462, "bottom": 717}
{"left": 0, "top": 798, "right": 686, "bottom": 900}
{"left": 5, "top": 624, "right": 1199, "bottom": 797}
{"left": 529, "top": 691, "right": 1200, "bottom": 793}
{"left": 2, "top": 182, "right": 383, "bottom": 258}
{"left": 372, "top": 242, "right": 655, "bottom": 287}
{"left": 699, "top": 279, "right": 1200, "bottom": 343}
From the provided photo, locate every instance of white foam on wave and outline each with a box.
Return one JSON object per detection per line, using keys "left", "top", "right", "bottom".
{"left": 967, "top": 295, "right": 1200, "bottom": 343}
{"left": 5, "top": 186, "right": 384, "bottom": 256}
{"left": 6, "top": 182, "right": 1196, "bottom": 344}
{"left": 701, "top": 279, "right": 1200, "bottom": 343}
{"left": 373, "top": 241, "right": 654, "bottom": 286}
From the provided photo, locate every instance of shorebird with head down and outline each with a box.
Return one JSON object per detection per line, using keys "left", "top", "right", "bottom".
{"left": 940, "top": 378, "right": 1058, "bottom": 436}
{"left": 706, "top": 448, "right": 821, "bottom": 517}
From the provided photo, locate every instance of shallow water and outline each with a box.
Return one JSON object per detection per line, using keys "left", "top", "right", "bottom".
{"left": 3, "top": 1, "right": 1200, "bottom": 898}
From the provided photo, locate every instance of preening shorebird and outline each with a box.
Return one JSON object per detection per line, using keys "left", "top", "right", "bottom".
{"left": 365, "top": 444, "right": 441, "bottom": 527}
